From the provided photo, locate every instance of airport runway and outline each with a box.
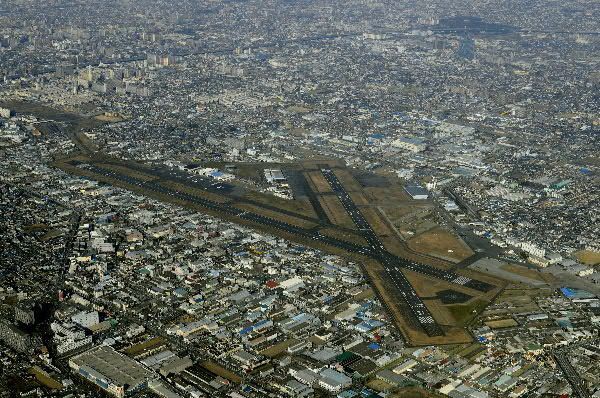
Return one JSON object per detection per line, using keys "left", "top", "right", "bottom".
{"left": 74, "top": 162, "right": 494, "bottom": 338}
{"left": 319, "top": 168, "right": 495, "bottom": 335}
{"left": 320, "top": 168, "right": 443, "bottom": 336}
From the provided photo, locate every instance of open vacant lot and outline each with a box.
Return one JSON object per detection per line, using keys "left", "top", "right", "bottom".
{"left": 485, "top": 318, "right": 518, "bottom": 329}
{"left": 201, "top": 361, "right": 242, "bottom": 384}
{"left": 576, "top": 250, "right": 600, "bottom": 266}
{"left": 407, "top": 227, "right": 474, "bottom": 262}
{"left": 500, "top": 263, "right": 546, "bottom": 281}
{"left": 318, "top": 195, "right": 356, "bottom": 229}
{"left": 305, "top": 170, "right": 333, "bottom": 193}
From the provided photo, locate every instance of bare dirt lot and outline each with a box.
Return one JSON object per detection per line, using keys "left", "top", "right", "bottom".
{"left": 318, "top": 195, "right": 356, "bottom": 229}
{"left": 485, "top": 318, "right": 518, "bottom": 329}
{"left": 201, "top": 361, "right": 242, "bottom": 383}
{"left": 333, "top": 168, "right": 363, "bottom": 192}
{"left": 482, "top": 287, "right": 553, "bottom": 317}
{"left": 361, "top": 207, "right": 395, "bottom": 237}
{"left": 407, "top": 227, "right": 474, "bottom": 263}
{"left": 260, "top": 338, "right": 299, "bottom": 358}
{"left": 363, "top": 184, "right": 411, "bottom": 205}
{"left": 576, "top": 250, "right": 600, "bottom": 266}
{"left": 305, "top": 170, "right": 333, "bottom": 193}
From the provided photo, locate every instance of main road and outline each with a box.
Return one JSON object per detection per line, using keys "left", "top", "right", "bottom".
{"left": 554, "top": 351, "right": 591, "bottom": 398}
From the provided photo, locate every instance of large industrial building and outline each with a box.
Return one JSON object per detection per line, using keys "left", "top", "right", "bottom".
{"left": 69, "top": 346, "right": 156, "bottom": 397}
{"left": 391, "top": 136, "right": 426, "bottom": 152}
{"left": 264, "top": 169, "right": 287, "bottom": 184}
{"left": 404, "top": 183, "right": 430, "bottom": 200}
